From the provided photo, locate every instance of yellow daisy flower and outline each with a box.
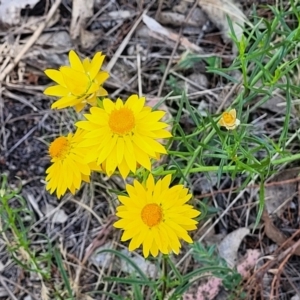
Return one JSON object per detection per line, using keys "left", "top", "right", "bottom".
{"left": 114, "top": 174, "right": 200, "bottom": 258}
{"left": 76, "top": 94, "right": 172, "bottom": 178}
{"left": 45, "top": 129, "right": 100, "bottom": 198}
{"left": 44, "top": 50, "right": 109, "bottom": 112}
{"left": 218, "top": 109, "right": 240, "bottom": 130}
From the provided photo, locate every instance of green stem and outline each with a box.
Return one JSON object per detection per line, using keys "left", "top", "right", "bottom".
{"left": 154, "top": 153, "right": 300, "bottom": 176}
{"left": 250, "top": 25, "right": 299, "bottom": 87}
{"left": 161, "top": 255, "right": 168, "bottom": 300}
{"left": 271, "top": 153, "right": 300, "bottom": 165}
{"left": 179, "top": 128, "right": 216, "bottom": 183}
{"left": 250, "top": 48, "right": 283, "bottom": 86}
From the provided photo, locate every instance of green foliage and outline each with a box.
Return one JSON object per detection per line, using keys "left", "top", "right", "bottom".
{"left": 5, "top": 1, "right": 300, "bottom": 299}
{"left": 0, "top": 174, "right": 51, "bottom": 279}
{"left": 166, "top": 75, "right": 182, "bottom": 95}
{"left": 192, "top": 243, "right": 242, "bottom": 291}
{"left": 153, "top": 0, "right": 300, "bottom": 230}
{"left": 0, "top": 174, "right": 74, "bottom": 299}
{"left": 149, "top": 3, "right": 300, "bottom": 297}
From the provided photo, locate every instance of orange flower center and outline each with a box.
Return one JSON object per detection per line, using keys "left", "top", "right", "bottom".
{"left": 222, "top": 112, "right": 235, "bottom": 124}
{"left": 108, "top": 107, "right": 135, "bottom": 135}
{"left": 141, "top": 203, "right": 163, "bottom": 227}
{"left": 49, "top": 136, "right": 71, "bottom": 160}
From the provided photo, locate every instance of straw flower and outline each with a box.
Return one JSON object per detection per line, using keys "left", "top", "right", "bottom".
{"left": 44, "top": 50, "right": 109, "bottom": 112}
{"left": 218, "top": 109, "right": 240, "bottom": 130}
{"left": 76, "top": 95, "right": 172, "bottom": 178}
{"left": 114, "top": 174, "right": 200, "bottom": 258}
{"left": 45, "top": 129, "right": 100, "bottom": 198}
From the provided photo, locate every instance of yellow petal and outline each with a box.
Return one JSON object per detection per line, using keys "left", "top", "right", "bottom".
{"left": 69, "top": 50, "right": 85, "bottom": 73}
{"left": 161, "top": 174, "right": 172, "bottom": 191}
{"left": 142, "top": 230, "right": 152, "bottom": 258}
{"left": 103, "top": 98, "right": 115, "bottom": 113}
{"left": 133, "top": 144, "right": 151, "bottom": 170}
{"left": 94, "top": 71, "right": 110, "bottom": 85}
{"left": 150, "top": 239, "right": 159, "bottom": 257}
{"left": 82, "top": 57, "right": 91, "bottom": 72}
{"left": 116, "top": 138, "right": 125, "bottom": 164}
{"left": 44, "top": 85, "right": 69, "bottom": 96}
{"left": 96, "top": 86, "right": 108, "bottom": 97}
{"left": 146, "top": 174, "right": 155, "bottom": 191}
{"left": 229, "top": 108, "right": 236, "bottom": 118}
{"left": 60, "top": 67, "right": 89, "bottom": 96}
{"left": 51, "top": 95, "right": 79, "bottom": 109}
{"left": 89, "top": 52, "right": 105, "bottom": 79}
{"left": 126, "top": 95, "right": 145, "bottom": 114}
{"left": 132, "top": 135, "right": 156, "bottom": 157}
{"left": 87, "top": 82, "right": 101, "bottom": 94}
{"left": 115, "top": 98, "right": 124, "bottom": 109}
{"left": 74, "top": 102, "right": 85, "bottom": 112}
{"left": 44, "top": 69, "right": 66, "bottom": 86}
{"left": 218, "top": 118, "right": 225, "bottom": 126}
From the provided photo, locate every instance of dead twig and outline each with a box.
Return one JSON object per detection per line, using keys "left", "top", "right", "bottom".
{"left": 82, "top": 215, "right": 117, "bottom": 265}
{"left": 177, "top": 129, "right": 300, "bottom": 268}
{"left": 155, "top": 0, "right": 164, "bottom": 19}
{"left": 216, "top": 81, "right": 242, "bottom": 114}
{"left": 157, "top": 0, "right": 199, "bottom": 97}
{"left": 5, "top": 125, "right": 37, "bottom": 158}
{"left": 196, "top": 175, "right": 300, "bottom": 200}
{"left": 0, "top": 275, "right": 40, "bottom": 300}
{"left": 246, "top": 230, "right": 300, "bottom": 298}
{"left": 282, "top": 269, "right": 300, "bottom": 298}
{"left": 136, "top": 44, "right": 143, "bottom": 97}
{"left": 106, "top": 1, "right": 156, "bottom": 73}
{"left": 0, "top": 275, "right": 18, "bottom": 300}
{"left": 73, "top": 215, "right": 117, "bottom": 294}
{"left": 271, "top": 251, "right": 293, "bottom": 299}
{"left": 0, "top": 0, "right": 62, "bottom": 82}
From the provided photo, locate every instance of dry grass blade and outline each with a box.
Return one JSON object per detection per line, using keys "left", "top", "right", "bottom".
{"left": 106, "top": 1, "right": 156, "bottom": 73}
{"left": 198, "top": 0, "right": 248, "bottom": 53}
{"left": 156, "top": 0, "right": 201, "bottom": 97}
{"left": 70, "top": 0, "right": 94, "bottom": 40}
{"left": 143, "top": 14, "right": 204, "bottom": 53}
{"left": 1, "top": 2, "right": 300, "bottom": 299}
{"left": 0, "top": 275, "right": 18, "bottom": 300}
{"left": 0, "top": 0, "right": 62, "bottom": 82}
{"left": 262, "top": 210, "right": 300, "bottom": 256}
{"left": 72, "top": 215, "right": 117, "bottom": 296}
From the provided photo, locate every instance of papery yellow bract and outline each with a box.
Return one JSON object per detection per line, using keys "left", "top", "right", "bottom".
{"left": 44, "top": 50, "right": 109, "bottom": 112}
{"left": 76, "top": 94, "right": 172, "bottom": 178}
{"left": 45, "top": 129, "right": 100, "bottom": 198}
{"left": 114, "top": 174, "right": 200, "bottom": 258}
{"left": 218, "top": 109, "right": 240, "bottom": 130}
